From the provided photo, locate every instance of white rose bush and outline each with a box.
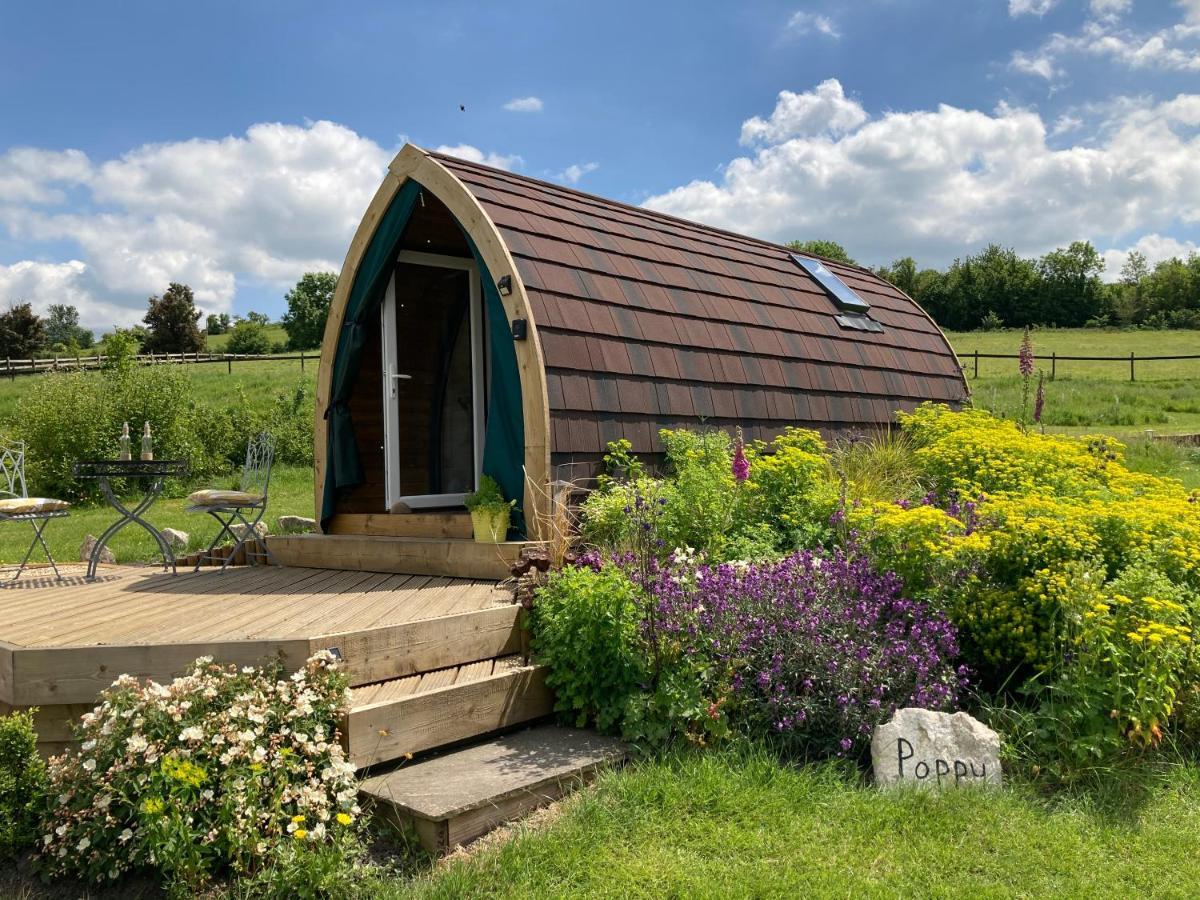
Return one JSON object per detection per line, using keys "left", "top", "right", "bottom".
{"left": 38, "top": 651, "right": 362, "bottom": 894}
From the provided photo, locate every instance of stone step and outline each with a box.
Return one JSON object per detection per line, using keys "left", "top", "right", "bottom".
{"left": 343, "top": 655, "right": 553, "bottom": 768}
{"left": 360, "top": 725, "right": 627, "bottom": 852}
{"left": 267, "top": 533, "right": 531, "bottom": 580}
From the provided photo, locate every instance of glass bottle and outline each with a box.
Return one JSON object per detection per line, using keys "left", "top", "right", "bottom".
{"left": 140, "top": 421, "right": 153, "bottom": 461}
{"left": 118, "top": 422, "right": 131, "bottom": 461}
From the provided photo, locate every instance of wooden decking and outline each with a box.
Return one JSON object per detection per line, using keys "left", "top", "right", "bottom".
{"left": 0, "top": 565, "right": 519, "bottom": 709}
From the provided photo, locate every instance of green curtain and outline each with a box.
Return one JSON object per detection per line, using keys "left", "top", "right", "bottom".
{"left": 467, "top": 235, "right": 527, "bottom": 538}
{"left": 320, "top": 178, "right": 527, "bottom": 538}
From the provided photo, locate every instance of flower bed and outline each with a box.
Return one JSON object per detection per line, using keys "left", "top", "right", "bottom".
{"left": 37, "top": 652, "right": 360, "bottom": 894}
{"left": 542, "top": 405, "right": 1200, "bottom": 781}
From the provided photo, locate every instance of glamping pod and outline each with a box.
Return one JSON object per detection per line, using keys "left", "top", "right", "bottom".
{"left": 279, "top": 145, "right": 966, "bottom": 574}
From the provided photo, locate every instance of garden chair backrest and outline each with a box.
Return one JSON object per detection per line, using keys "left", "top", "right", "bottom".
{"left": 239, "top": 432, "right": 275, "bottom": 501}
{"left": 0, "top": 441, "right": 29, "bottom": 500}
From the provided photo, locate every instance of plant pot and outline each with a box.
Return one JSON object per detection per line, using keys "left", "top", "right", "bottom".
{"left": 471, "top": 506, "right": 510, "bottom": 543}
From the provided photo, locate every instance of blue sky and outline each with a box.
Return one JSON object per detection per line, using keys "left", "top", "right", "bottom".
{"left": 1, "top": 0, "right": 1198, "bottom": 330}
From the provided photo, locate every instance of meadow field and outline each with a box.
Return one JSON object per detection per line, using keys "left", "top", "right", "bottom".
{"left": 203, "top": 322, "right": 292, "bottom": 352}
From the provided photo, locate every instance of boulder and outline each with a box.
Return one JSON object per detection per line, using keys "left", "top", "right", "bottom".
{"left": 276, "top": 515, "right": 316, "bottom": 534}
{"left": 871, "top": 708, "right": 1001, "bottom": 789}
{"left": 79, "top": 535, "right": 116, "bottom": 565}
{"left": 230, "top": 521, "right": 269, "bottom": 541}
{"left": 160, "top": 527, "right": 189, "bottom": 549}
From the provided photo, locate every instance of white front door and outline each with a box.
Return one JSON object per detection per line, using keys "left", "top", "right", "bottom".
{"left": 380, "top": 251, "right": 485, "bottom": 511}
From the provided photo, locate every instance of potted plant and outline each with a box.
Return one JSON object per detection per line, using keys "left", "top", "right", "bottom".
{"left": 465, "top": 475, "right": 516, "bottom": 543}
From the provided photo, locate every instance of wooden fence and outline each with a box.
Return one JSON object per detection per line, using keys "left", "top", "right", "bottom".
{"left": 1, "top": 351, "right": 314, "bottom": 380}
{"left": 960, "top": 351, "right": 1200, "bottom": 382}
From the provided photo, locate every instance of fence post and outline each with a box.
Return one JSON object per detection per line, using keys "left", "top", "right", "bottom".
{"left": 1051, "top": 352, "right": 1056, "bottom": 381}
{"left": 300, "top": 349, "right": 305, "bottom": 372}
{"left": 227, "top": 355, "right": 232, "bottom": 375}
{"left": 973, "top": 350, "right": 979, "bottom": 379}
{"left": 1130, "top": 351, "right": 1135, "bottom": 382}
{"left": 5, "top": 358, "right": 10, "bottom": 381}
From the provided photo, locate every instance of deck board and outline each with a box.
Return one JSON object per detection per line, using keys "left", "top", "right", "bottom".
{"left": 0, "top": 566, "right": 510, "bottom": 649}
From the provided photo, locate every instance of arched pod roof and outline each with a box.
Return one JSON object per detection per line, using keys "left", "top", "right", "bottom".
{"left": 428, "top": 151, "right": 968, "bottom": 462}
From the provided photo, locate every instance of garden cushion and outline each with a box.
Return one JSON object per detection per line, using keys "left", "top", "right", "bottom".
{"left": 186, "top": 489, "right": 264, "bottom": 508}
{"left": 0, "top": 496, "right": 70, "bottom": 515}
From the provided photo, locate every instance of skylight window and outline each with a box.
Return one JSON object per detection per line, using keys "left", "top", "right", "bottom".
{"left": 791, "top": 255, "right": 872, "bottom": 314}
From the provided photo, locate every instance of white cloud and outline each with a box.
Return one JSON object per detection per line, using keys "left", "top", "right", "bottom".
{"left": 1011, "top": 3, "right": 1200, "bottom": 80}
{"left": 502, "top": 96, "right": 544, "bottom": 113}
{"left": 0, "top": 148, "right": 90, "bottom": 204}
{"left": 432, "top": 144, "right": 522, "bottom": 170}
{"left": 786, "top": 11, "right": 839, "bottom": 38}
{"left": 1100, "top": 234, "right": 1200, "bottom": 280}
{"left": 0, "top": 124, "right": 518, "bottom": 330}
{"left": 558, "top": 162, "right": 599, "bottom": 184}
{"left": 1009, "top": 0, "right": 1058, "bottom": 16}
{"left": 1090, "top": 0, "right": 1131, "bottom": 18}
{"left": 740, "top": 80, "right": 867, "bottom": 145}
{"left": 644, "top": 80, "right": 1200, "bottom": 272}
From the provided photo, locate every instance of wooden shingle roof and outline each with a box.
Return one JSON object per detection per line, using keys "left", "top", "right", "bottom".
{"left": 432, "top": 152, "right": 968, "bottom": 459}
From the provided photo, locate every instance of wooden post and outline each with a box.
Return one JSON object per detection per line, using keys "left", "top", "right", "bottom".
{"left": 1050, "top": 352, "right": 1056, "bottom": 381}
{"left": 973, "top": 350, "right": 979, "bottom": 380}
{"left": 6, "top": 358, "right": 11, "bottom": 381}
{"left": 300, "top": 350, "right": 305, "bottom": 372}
{"left": 1130, "top": 351, "right": 1135, "bottom": 382}
{"left": 227, "top": 355, "right": 232, "bottom": 375}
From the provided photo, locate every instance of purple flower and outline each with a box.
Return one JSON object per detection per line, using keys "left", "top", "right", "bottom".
{"left": 1019, "top": 327, "right": 1035, "bottom": 378}
{"left": 732, "top": 428, "right": 750, "bottom": 483}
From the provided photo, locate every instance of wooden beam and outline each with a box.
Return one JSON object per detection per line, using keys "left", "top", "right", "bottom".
{"left": 310, "top": 604, "right": 521, "bottom": 687}
{"left": 327, "top": 512, "right": 473, "bottom": 540}
{"left": 9, "top": 638, "right": 313, "bottom": 706}
{"left": 267, "top": 534, "right": 531, "bottom": 580}
{"left": 344, "top": 663, "right": 552, "bottom": 768}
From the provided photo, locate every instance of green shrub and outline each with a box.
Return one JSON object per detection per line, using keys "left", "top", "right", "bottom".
{"left": 38, "top": 653, "right": 361, "bottom": 895}
{"left": 0, "top": 709, "right": 47, "bottom": 860}
{"left": 17, "top": 365, "right": 224, "bottom": 501}
{"left": 225, "top": 320, "right": 272, "bottom": 356}
{"left": 531, "top": 565, "right": 645, "bottom": 732}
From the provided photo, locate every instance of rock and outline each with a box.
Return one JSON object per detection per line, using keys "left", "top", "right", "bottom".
{"left": 160, "top": 527, "right": 189, "bottom": 549}
{"left": 871, "top": 708, "right": 1001, "bottom": 789}
{"left": 79, "top": 535, "right": 115, "bottom": 565}
{"left": 276, "top": 515, "right": 316, "bottom": 534}
{"left": 230, "top": 521, "right": 269, "bottom": 541}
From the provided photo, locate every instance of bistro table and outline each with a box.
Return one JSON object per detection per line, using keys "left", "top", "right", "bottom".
{"left": 72, "top": 459, "right": 190, "bottom": 579}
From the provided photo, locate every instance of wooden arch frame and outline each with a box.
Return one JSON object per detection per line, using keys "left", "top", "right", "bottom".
{"left": 313, "top": 145, "right": 551, "bottom": 537}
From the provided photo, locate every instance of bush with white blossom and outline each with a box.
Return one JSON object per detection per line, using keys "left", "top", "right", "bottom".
{"left": 38, "top": 651, "right": 361, "bottom": 893}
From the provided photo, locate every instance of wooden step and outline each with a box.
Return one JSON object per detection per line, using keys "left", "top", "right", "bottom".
{"left": 327, "top": 513, "right": 473, "bottom": 540}
{"left": 360, "top": 725, "right": 627, "bottom": 852}
{"left": 267, "top": 534, "right": 531, "bottom": 580}
{"left": 343, "top": 655, "right": 553, "bottom": 768}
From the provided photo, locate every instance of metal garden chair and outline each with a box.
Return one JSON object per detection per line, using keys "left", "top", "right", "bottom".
{"left": 187, "top": 432, "right": 277, "bottom": 572}
{"left": 0, "top": 441, "right": 71, "bottom": 581}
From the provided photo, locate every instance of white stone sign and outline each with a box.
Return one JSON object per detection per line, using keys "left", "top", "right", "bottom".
{"left": 872, "top": 708, "right": 1002, "bottom": 789}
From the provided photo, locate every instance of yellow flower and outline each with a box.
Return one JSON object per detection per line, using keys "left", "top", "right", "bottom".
{"left": 291, "top": 814, "right": 306, "bottom": 824}
{"left": 293, "top": 829, "right": 308, "bottom": 841}
{"left": 336, "top": 813, "right": 353, "bottom": 826}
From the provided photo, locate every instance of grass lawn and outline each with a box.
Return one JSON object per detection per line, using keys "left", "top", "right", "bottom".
{"left": 944, "top": 329, "right": 1200, "bottom": 441}
{"left": 387, "top": 748, "right": 1200, "bottom": 899}
{"left": 0, "top": 464, "right": 316, "bottom": 570}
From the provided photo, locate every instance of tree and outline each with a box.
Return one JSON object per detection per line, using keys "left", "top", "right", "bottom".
{"left": 786, "top": 240, "right": 857, "bottom": 266}
{"left": 0, "top": 303, "right": 46, "bottom": 358}
{"left": 244, "top": 311, "right": 271, "bottom": 326}
{"left": 281, "top": 272, "right": 337, "bottom": 351}
{"left": 143, "top": 283, "right": 203, "bottom": 354}
{"left": 205, "top": 313, "right": 231, "bottom": 336}
{"left": 1037, "top": 241, "right": 1107, "bottom": 327}
{"left": 45, "top": 304, "right": 93, "bottom": 350}
{"left": 225, "top": 320, "right": 271, "bottom": 355}
{"left": 875, "top": 257, "right": 919, "bottom": 297}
